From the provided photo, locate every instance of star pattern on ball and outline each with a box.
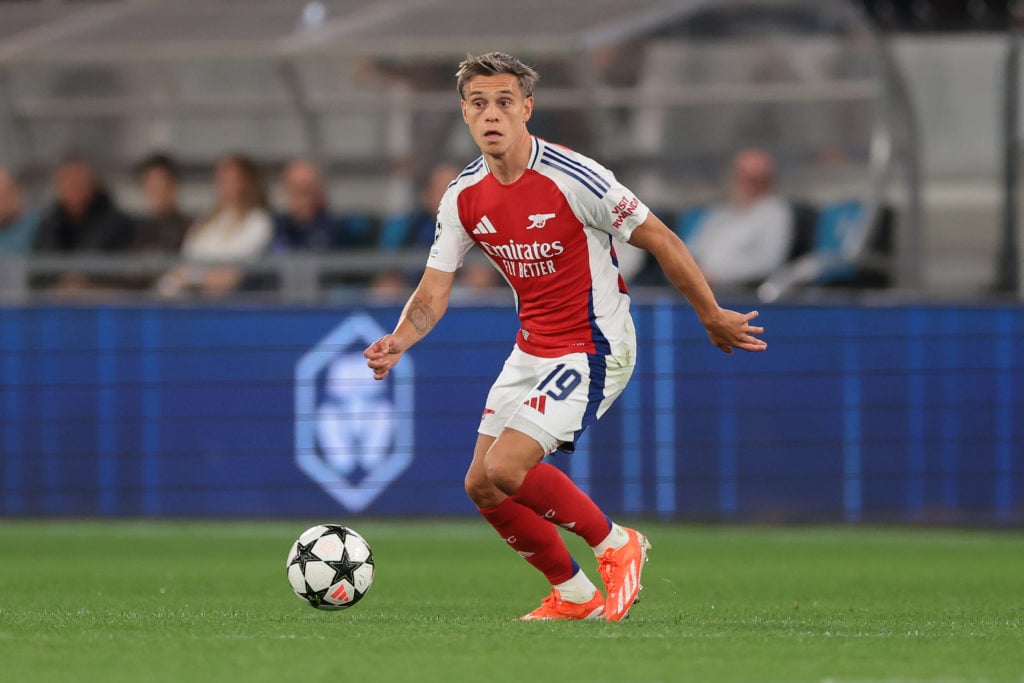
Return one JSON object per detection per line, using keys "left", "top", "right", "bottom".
{"left": 321, "top": 526, "right": 349, "bottom": 544}
{"left": 289, "top": 540, "right": 320, "bottom": 574}
{"left": 301, "top": 582, "right": 330, "bottom": 608}
{"left": 325, "top": 549, "right": 362, "bottom": 587}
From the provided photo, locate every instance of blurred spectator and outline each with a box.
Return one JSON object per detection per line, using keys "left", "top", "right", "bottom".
{"left": 379, "top": 162, "right": 460, "bottom": 249}
{"left": 157, "top": 154, "right": 272, "bottom": 299}
{"left": 457, "top": 260, "right": 502, "bottom": 291}
{"left": 0, "top": 167, "right": 39, "bottom": 255}
{"left": 33, "top": 156, "right": 134, "bottom": 253}
{"left": 687, "top": 148, "right": 794, "bottom": 286}
{"left": 132, "top": 152, "right": 190, "bottom": 253}
{"left": 272, "top": 159, "right": 346, "bottom": 251}
{"left": 367, "top": 270, "right": 411, "bottom": 304}
{"left": 450, "top": 255, "right": 508, "bottom": 305}
{"left": 31, "top": 157, "right": 135, "bottom": 295}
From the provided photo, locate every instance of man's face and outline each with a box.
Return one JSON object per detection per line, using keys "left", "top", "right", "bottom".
{"left": 140, "top": 167, "right": 179, "bottom": 216}
{"left": 729, "top": 151, "right": 773, "bottom": 207}
{"left": 55, "top": 162, "right": 97, "bottom": 220}
{"left": 282, "top": 163, "right": 324, "bottom": 223}
{"left": 460, "top": 74, "right": 533, "bottom": 157}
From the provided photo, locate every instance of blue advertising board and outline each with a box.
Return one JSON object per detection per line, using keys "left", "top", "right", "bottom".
{"left": 0, "top": 302, "right": 1021, "bottom": 523}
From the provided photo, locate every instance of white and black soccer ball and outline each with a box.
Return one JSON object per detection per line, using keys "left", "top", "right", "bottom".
{"left": 286, "top": 524, "right": 375, "bottom": 610}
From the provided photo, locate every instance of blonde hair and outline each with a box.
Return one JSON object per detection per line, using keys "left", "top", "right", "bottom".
{"left": 456, "top": 52, "right": 539, "bottom": 100}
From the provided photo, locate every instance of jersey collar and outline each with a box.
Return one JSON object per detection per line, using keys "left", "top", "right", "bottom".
{"left": 480, "top": 136, "right": 540, "bottom": 179}
{"left": 528, "top": 136, "right": 541, "bottom": 170}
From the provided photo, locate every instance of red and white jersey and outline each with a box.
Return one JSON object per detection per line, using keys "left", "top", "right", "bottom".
{"left": 427, "top": 136, "right": 649, "bottom": 358}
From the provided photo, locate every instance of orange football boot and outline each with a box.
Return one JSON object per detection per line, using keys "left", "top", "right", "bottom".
{"left": 597, "top": 527, "right": 651, "bottom": 621}
{"left": 519, "top": 589, "right": 605, "bottom": 621}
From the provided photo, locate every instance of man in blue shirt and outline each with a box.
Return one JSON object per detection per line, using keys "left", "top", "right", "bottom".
{"left": 272, "top": 159, "right": 364, "bottom": 251}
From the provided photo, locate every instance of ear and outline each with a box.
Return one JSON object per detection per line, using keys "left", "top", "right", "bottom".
{"left": 523, "top": 96, "right": 534, "bottom": 123}
{"left": 461, "top": 98, "right": 469, "bottom": 124}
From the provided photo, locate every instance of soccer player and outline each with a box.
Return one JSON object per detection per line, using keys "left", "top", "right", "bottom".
{"left": 364, "top": 52, "right": 767, "bottom": 621}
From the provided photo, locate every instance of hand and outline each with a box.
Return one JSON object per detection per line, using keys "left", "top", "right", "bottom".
{"left": 364, "top": 334, "right": 405, "bottom": 380}
{"left": 702, "top": 308, "right": 767, "bottom": 355}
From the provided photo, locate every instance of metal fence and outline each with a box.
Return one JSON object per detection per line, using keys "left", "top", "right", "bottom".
{"left": 0, "top": 0, "right": 922, "bottom": 298}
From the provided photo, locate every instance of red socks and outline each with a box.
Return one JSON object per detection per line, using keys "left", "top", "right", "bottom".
{"left": 478, "top": 497, "right": 578, "bottom": 584}
{"left": 478, "top": 463, "right": 612, "bottom": 587}
{"left": 510, "top": 462, "right": 612, "bottom": 547}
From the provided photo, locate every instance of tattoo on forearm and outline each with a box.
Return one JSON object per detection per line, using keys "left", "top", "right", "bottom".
{"left": 405, "top": 297, "right": 436, "bottom": 335}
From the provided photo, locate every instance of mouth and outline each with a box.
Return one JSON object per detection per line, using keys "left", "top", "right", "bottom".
{"left": 483, "top": 129, "right": 503, "bottom": 142}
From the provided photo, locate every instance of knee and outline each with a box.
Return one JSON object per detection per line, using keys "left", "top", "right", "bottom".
{"left": 483, "top": 455, "right": 526, "bottom": 497}
{"left": 464, "top": 468, "right": 504, "bottom": 508}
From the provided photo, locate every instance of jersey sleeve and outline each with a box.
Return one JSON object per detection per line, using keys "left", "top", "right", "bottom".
{"left": 425, "top": 185, "right": 474, "bottom": 272}
{"left": 558, "top": 151, "right": 650, "bottom": 243}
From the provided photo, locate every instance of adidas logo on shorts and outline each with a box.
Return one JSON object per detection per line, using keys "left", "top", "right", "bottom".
{"left": 523, "top": 395, "right": 547, "bottom": 414}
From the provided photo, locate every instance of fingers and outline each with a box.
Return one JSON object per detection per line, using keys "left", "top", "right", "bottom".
{"left": 740, "top": 310, "right": 764, "bottom": 336}
{"left": 365, "top": 335, "right": 400, "bottom": 380}
{"left": 363, "top": 335, "right": 391, "bottom": 359}
{"left": 367, "top": 357, "right": 392, "bottom": 380}
{"left": 709, "top": 307, "right": 768, "bottom": 352}
{"left": 716, "top": 339, "right": 767, "bottom": 354}
{"left": 737, "top": 310, "right": 766, "bottom": 349}
{"left": 733, "top": 333, "right": 768, "bottom": 350}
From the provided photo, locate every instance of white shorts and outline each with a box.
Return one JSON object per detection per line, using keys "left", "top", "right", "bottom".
{"left": 478, "top": 330, "right": 637, "bottom": 455}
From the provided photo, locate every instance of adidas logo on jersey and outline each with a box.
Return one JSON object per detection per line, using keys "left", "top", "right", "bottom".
{"left": 526, "top": 212, "right": 556, "bottom": 229}
{"left": 473, "top": 215, "right": 497, "bottom": 235}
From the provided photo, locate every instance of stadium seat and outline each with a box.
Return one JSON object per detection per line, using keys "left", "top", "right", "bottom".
{"left": 787, "top": 200, "right": 818, "bottom": 261}
{"left": 812, "top": 199, "right": 892, "bottom": 286}
{"left": 376, "top": 214, "right": 415, "bottom": 250}
{"left": 338, "top": 213, "right": 378, "bottom": 249}
{"left": 812, "top": 199, "right": 863, "bottom": 282}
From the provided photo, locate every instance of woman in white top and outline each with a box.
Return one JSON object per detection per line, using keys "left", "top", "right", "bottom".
{"left": 158, "top": 154, "right": 273, "bottom": 298}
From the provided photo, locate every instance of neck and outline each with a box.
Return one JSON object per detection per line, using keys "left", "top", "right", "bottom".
{"left": 484, "top": 130, "right": 532, "bottom": 185}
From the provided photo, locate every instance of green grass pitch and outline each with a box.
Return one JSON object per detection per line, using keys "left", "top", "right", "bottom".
{"left": 0, "top": 520, "right": 1021, "bottom": 683}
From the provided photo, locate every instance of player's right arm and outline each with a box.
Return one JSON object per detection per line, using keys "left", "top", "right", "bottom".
{"left": 364, "top": 267, "right": 455, "bottom": 380}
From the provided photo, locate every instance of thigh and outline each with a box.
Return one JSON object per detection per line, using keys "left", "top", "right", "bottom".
{"left": 478, "top": 349, "right": 539, "bottom": 439}
{"left": 479, "top": 349, "right": 589, "bottom": 451}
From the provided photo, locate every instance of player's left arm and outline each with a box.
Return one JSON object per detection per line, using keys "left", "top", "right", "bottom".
{"left": 628, "top": 213, "right": 767, "bottom": 354}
